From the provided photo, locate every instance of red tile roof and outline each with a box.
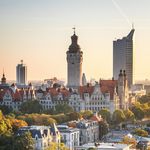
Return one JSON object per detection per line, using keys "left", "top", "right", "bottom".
{"left": 100, "top": 80, "right": 118, "bottom": 99}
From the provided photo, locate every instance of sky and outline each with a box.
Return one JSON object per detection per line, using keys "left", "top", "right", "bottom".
{"left": 0, "top": 0, "right": 150, "bottom": 82}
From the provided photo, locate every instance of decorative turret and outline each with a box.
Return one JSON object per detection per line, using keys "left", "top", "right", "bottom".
{"left": 119, "top": 69, "right": 123, "bottom": 77}
{"left": 68, "top": 27, "right": 81, "bottom": 53}
{"left": 82, "top": 73, "right": 87, "bottom": 86}
{"left": 117, "top": 70, "right": 129, "bottom": 109}
{"left": 1, "top": 73, "right": 6, "bottom": 84}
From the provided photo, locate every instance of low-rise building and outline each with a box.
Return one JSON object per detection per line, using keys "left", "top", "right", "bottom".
{"left": 17, "top": 124, "right": 61, "bottom": 150}
{"left": 57, "top": 125, "right": 80, "bottom": 150}
{"left": 68, "top": 119, "right": 99, "bottom": 145}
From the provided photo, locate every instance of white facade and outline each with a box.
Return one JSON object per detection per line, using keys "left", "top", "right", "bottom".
{"left": 75, "top": 120, "right": 99, "bottom": 145}
{"left": 38, "top": 82, "right": 120, "bottom": 114}
{"left": 57, "top": 125, "right": 80, "bottom": 150}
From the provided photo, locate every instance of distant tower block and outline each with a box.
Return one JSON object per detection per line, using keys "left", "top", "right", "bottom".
{"left": 16, "top": 60, "right": 27, "bottom": 85}
{"left": 67, "top": 28, "right": 83, "bottom": 88}
{"left": 113, "top": 29, "right": 135, "bottom": 87}
{"left": 82, "top": 73, "right": 87, "bottom": 86}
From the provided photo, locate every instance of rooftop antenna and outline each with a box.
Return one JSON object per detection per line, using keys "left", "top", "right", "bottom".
{"left": 72, "top": 27, "right": 76, "bottom": 34}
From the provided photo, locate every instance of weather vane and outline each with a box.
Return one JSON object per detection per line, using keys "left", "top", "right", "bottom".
{"left": 72, "top": 27, "right": 76, "bottom": 34}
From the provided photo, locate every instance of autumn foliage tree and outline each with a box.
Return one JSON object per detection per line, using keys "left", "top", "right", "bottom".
{"left": 10, "top": 118, "right": 28, "bottom": 133}
{"left": 18, "top": 113, "right": 56, "bottom": 126}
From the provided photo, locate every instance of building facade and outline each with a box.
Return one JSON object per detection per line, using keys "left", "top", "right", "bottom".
{"left": 0, "top": 74, "right": 36, "bottom": 110}
{"left": 16, "top": 60, "right": 27, "bottom": 85}
{"left": 113, "top": 29, "right": 135, "bottom": 87}
{"left": 67, "top": 30, "right": 83, "bottom": 88}
{"left": 57, "top": 125, "right": 80, "bottom": 150}
{"left": 68, "top": 119, "right": 99, "bottom": 145}
{"left": 18, "top": 125, "right": 61, "bottom": 150}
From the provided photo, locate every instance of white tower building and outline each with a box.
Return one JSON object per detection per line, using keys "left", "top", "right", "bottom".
{"left": 67, "top": 29, "right": 83, "bottom": 88}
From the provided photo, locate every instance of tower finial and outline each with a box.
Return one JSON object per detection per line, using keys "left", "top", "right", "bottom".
{"left": 72, "top": 27, "right": 76, "bottom": 34}
{"left": 3, "top": 68, "right": 4, "bottom": 75}
{"left": 21, "top": 59, "right": 23, "bottom": 64}
{"left": 132, "top": 22, "right": 134, "bottom": 29}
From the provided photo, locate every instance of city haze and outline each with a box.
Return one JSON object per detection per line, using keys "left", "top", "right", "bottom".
{"left": 1, "top": 0, "right": 150, "bottom": 81}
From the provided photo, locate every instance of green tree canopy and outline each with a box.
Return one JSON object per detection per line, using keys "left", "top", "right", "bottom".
{"left": 80, "top": 110, "right": 93, "bottom": 119}
{"left": 112, "top": 109, "right": 126, "bottom": 125}
{"left": 133, "top": 128, "right": 148, "bottom": 137}
{"left": 99, "top": 120, "right": 109, "bottom": 140}
{"left": 123, "top": 109, "right": 135, "bottom": 123}
{"left": 66, "top": 112, "right": 81, "bottom": 121}
{"left": 138, "top": 95, "right": 150, "bottom": 104}
{"left": 98, "top": 108, "right": 111, "bottom": 123}
{"left": 18, "top": 113, "right": 56, "bottom": 126}
{"left": 131, "top": 104, "right": 144, "bottom": 120}
{"left": 0, "top": 105, "right": 13, "bottom": 115}
{"left": 20, "top": 100, "right": 43, "bottom": 114}
{"left": 55, "top": 104, "right": 73, "bottom": 114}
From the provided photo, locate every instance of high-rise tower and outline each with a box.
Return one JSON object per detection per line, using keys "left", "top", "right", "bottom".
{"left": 113, "top": 29, "right": 135, "bottom": 87}
{"left": 67, "top": 29, "right": 83, "bottom": 88}
{"left": 16, "top": 60, "right": 27, "bottom": 85}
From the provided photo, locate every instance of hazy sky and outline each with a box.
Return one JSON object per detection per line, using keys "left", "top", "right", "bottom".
{"left": 0, "top": 0, "right": 150, "bottom": 82}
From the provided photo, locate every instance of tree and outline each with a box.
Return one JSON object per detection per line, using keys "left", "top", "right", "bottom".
{"left": 18, "top": 113, "right": 56, "bottom": 126}
{"left": 0, "top": 134, "right": 13, "bottom": 150}
{"left": 10, "top": 118, "right": 28, "bottom": 133}
{"left": 138, "top": 95, "right": 150, "bottom": 104}
{"left": 20, "top": 100, "right": 43, "bottom": 114}
{"left": 52, "top": 114, "right": 69, "bottom": 124}
{"left": 133, "top": 128, "right": 148, "bottom": 137}
{"left": 13, "top": 132, "right": 34, "bottom": 150}
{"left": 80, "top": 110, "right": 93, "bottom": 119}
{"left": 98, "top": 108, "right": 111, "bottom": 123}
{"left": 66, "top": 112, "right": 82, "bottom": 121}
{"left": 0, "top": 110, "right": 12, "bottom": 135}
{"left": 122, "top": 136, "right": 137, "bottom": 149}
{"left": 99, "top": 120, "right": 109, "bottom": 140}
{"left": 0, "top": 105, "right": 13, "bottom": 115}
{"left": 131, "top": 104, "right": 144, "bottom": 120}
{"left": 55, "top": 104, "right": 73, "bottom": 114}
{"left": 123, "top": 109, "right": 135, "bottom": 123}
{"left": 112, "top": 109, "right": 126, "bottom": 125}
{"left": 46, "top": 142, "right": 69, "bottom": 150}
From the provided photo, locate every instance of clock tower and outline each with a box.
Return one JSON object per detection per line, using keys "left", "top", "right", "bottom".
{"left": 67, "top": 28, "right": 83, "bottom": 88}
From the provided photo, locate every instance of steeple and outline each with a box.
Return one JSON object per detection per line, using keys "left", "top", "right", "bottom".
{"left": 68, "top": 28, "right": 81, "bottom": 53}
{"left": 1, "top": 71, "right": 6, "bottom": 84}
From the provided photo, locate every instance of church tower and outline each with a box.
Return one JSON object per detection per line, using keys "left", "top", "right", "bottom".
{"left": 67, "top": 28, "right": 83, "bottom": 88}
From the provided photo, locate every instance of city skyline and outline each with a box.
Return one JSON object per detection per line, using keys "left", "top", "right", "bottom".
{"left": 1, "top": 0, "right": 150, "bottom": 81}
